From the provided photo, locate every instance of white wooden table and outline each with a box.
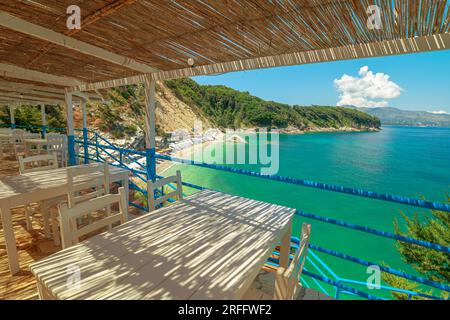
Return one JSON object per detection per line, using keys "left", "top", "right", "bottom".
{"left": 0, "top": 164, "right": 130, "bottom": 275}
{"left": 30, "top": 190, "right": 295, "bottom": 300}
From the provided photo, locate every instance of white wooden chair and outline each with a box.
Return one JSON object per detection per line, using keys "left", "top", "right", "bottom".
{"left": 23, "top": 132, "right": 44, "bottom": 155}
{"left": 0, "top": 135, "right": 13, "bottom": 158}
{"left": 50, "top": 162, "right": 111, "bottom": 246}
{"left": 12, "top": 129, "right": 26, "bottom": 157}
{"left": 58, "top": 187, "right": 128, "bottom": 249}
{"left": 17, "top": 154, "right": 59, "bottom": 234}
{"left": 46, "top": 133, "right": 68, "bottom": 167}
{"left": 243, "top": 223, "right": 312, "bottom": 300}
{"left": 67, "top": 162, "right": 110, "bottom": 208}
{"left": 147, "top": 170, "right": 183, "bottom": 211}
{"left": 18, "top": 154, "right": 58, "bottom": 174}
{"left": 24, "top": 132, "right": 41, "bottom": 139}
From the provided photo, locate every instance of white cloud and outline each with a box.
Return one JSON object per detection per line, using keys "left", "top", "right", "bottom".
{"left": 428, "top": 110, "right": 449, "bottom": 115}
{"left": 334, "top": 66, "right": 402, "bottom": 108}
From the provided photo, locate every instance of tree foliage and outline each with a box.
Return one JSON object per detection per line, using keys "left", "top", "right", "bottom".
{"left": 1, "top": 78, "right": 381, "bottom": 136}
{"left": 165, "top": 78, "right": 381, "bottom": 130}
{"left": 0, "top": 105, "right": 66, "bottom": 131}
{"left": 90, "top": 85, "right": 144, "bottom": 139}
{"left": 383, "top": 194, "right": 450, "bottom": 300}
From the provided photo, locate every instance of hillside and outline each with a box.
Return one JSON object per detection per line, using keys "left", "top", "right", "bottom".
{"left": 0, "top": 78, "right": 381, "bottom": 138}
{"left": 354, "top": 106, "right": 450, "bottom": 127}
{"left": 165, "top": 78, "right": 380, "bottom": 132}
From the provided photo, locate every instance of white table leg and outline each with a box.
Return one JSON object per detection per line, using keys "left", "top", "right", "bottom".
{"left": 122, "top": 177, "right": 130, "bottom": 220}
{"left": 24, "top": 142, "right": 30, "bottom": 157}
{"left": 279, "top": 220, "right": 292, "bottom": 269}
{"left": 0, "top": 203, "right": 20, "bottom": 274}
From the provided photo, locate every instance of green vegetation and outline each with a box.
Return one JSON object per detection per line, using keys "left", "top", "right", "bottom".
{"left": 165, "top": 78, "right": 381, "bottom": 130}
{"left": 0, "top": 105, "right": 66, "bottom": 131}
{"left": 1, "top": 78, "right": 381, "bottom": 136}
{"left": 90, "top": 85, "right": 144, "bottom": 139}
{"left": 382, "top": 194, "right": 449, "bottom": 300}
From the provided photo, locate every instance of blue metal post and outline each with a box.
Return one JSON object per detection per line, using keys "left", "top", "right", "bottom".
{"left": 95, "top": 134, "right": 100, "bottom": 161}
{"left": 42, "top": 125, "right": 47, "bottom": 138}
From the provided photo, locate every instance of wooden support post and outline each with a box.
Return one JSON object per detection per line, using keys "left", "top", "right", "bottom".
{"left": 40, "top": 104, "right": 46, "bottom": 137}
{"left": 9, "top": 105, "right": 15, "bottom": 129}
{"left": 81, "top": 98, "right": 89, "bottom": 164}
{"left": 143, "top": 77, "right": 156, "bottom": 182}
{"left": 279, "top": 221, "right": 292, "bottom": 269}
{"left": 65, "top": 92, "right": 76, "bottom": 166}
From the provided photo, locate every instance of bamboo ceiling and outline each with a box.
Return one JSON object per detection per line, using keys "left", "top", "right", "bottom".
{"left": 0, "top": 0, "right": 449, "bottom": 101}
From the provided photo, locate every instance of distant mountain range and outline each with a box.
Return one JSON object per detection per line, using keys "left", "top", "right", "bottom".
{"left": 346, "top": 106, "right": 450, "bottom": 127}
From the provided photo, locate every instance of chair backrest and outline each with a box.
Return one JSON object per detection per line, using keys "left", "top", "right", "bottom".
{"left": 67, "top": 162, "right": 110, "bottom": 208}
{"left": 0, "top": 128, "right": 12, "bottom": 134}
{"left": 47, "top": 133, "right": 68, "bottom": 167}
{"left": 58, "top": 187, "right": 128, "bottom": 249}
{"left": 24, "top": 132, "right": 41, "bottom": 139}
{"left": 18, "top": 154, "right": 58, "bottom": 174}
{"left": 12, "top": 129, "right": 25, "bottom": 143}
{"left": 0, "top": 135, "right": 13, "bottom": 150}
{"left": 147, "top": 170, "right": 183, "bottom": 211}
{"left": 274, "top": 223, "right": 311, "bottom": 300}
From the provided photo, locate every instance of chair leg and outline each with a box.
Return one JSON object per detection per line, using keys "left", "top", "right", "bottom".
{"left": 51, "top": 213, "right": 61, "bottom": 246}
{"left": 25, "top": 205, "right": 33, "bottom": 230}
{"left": 40, "top": 201, "right": 51, "bottom": 239}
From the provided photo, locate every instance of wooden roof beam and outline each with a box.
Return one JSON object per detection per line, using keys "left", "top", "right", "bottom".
{"left": 0, "top": 80, "right": 65, "bottom": 94}
{"left": 0, "top": 87, "right": 65, "bottom": 100}
{"left": 0, "top": 97, "right": 62, "bottom": 106}
{"left": 0, "top": 11, "right": 158, "bottom": 73}
{"left": 0, "top": 63, "right": 81, "bottom": 87}
{"left": 70, "top": 33, "right": 450, "bottom": 92}
{"left": 0, "top": 81, "right": 103, "bottom": 101}
{"left": 0, "top": 92, "right": 65, "bottom": 104}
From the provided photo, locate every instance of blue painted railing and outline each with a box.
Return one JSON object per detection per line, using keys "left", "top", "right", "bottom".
{"left": 5, "top": 123, "right": 449, "bottom": 300}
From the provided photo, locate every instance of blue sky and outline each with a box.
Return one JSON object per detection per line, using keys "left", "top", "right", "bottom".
{"left": 193, "top": 50, "right": 450, "bottom": 113}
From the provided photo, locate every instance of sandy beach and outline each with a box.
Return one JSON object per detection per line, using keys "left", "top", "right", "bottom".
{"left": 157, "top": 139, "right": 220, "bottom": 175}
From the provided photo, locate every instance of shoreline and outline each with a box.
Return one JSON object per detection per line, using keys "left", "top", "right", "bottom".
{"left": 157, "top": 139, "right": 219, "bottom": 174}
{"left": 156, "top": 126, "right": 379, "bottom": 174}
{"left": 235, "top": 126, "right": 380, "bottom": 134}
{"left": 282, "top": 126, "right": 381, "bottom": 134}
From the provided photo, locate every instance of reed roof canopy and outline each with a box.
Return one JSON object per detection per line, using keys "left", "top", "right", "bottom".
{"left": 0, "top": 0, "right": 449, "bottom": 104}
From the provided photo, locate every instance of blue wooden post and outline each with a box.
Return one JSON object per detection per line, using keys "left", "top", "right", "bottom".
{"left": 146, "top": 148, "right": 156, "bottom": 182}
{"left": 68, "top": 135, "right": 76, "bottom": 166}
{"left": 65, "top": 92, "right": 76, "bottom": 166}
{"left": 144, "top": 78, "right": 157, "bottom": 182}
{"left": 40, "top": 104, "right": 47, "bottom": 138}
{"left": 83, "top": 128, "right": 89, "bottom": 164}
{"left": 9, "top": 106, "right": 15, "bottom": 129}
{"left": 81, "top": 99, "right": 89, "bottom": 164}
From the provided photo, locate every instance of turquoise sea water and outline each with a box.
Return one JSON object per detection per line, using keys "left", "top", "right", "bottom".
{"left": 163, "top": 126, "right": 450, "bottom": 298}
